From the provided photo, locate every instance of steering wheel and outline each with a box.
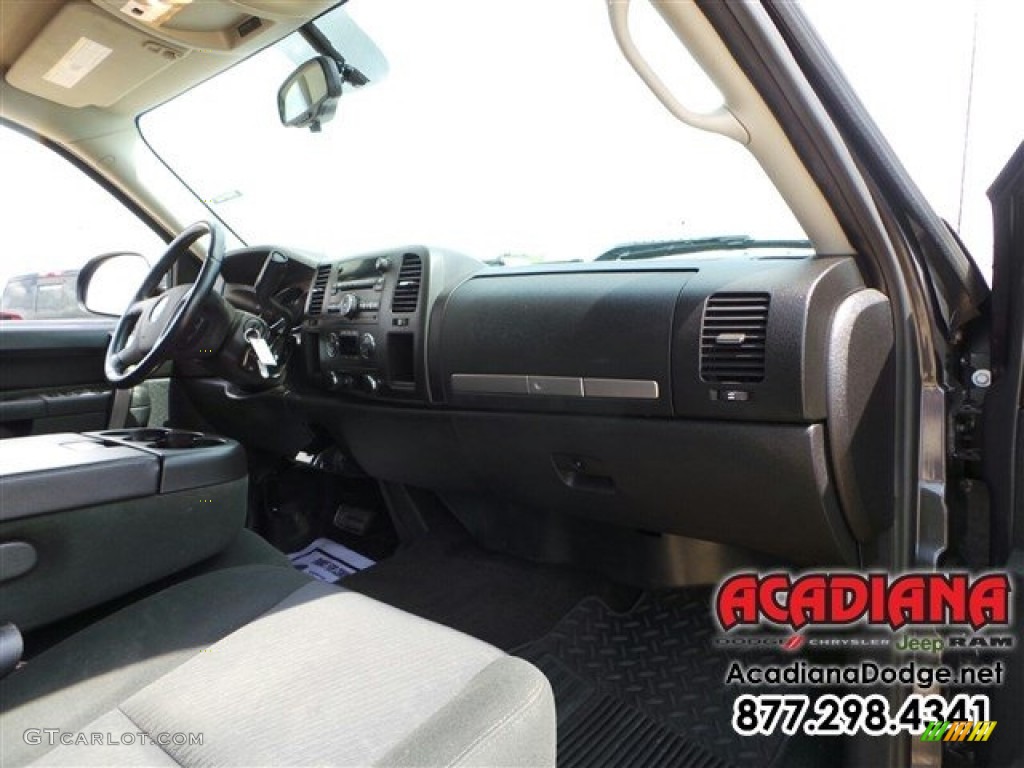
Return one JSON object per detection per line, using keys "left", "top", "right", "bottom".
{"left": 105, "top": 221, "right": 224, "bottom": 388}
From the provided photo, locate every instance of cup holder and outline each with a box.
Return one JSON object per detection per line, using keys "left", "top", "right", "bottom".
{"left": 123, "top": 428, "right": 172, "bottom": 442}
{"left": 96, "top": 428, "right": 223, "bottom": 450}
{"left": 151, "top": 434, "right": 224, "bottom": 450}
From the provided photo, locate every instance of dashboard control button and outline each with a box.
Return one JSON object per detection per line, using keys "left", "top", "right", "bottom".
{"left": 327, "top": 371, "right": 340, "bottom": 389}
{"left": 716, "top": 389, "right": 750, "bottom": 402}
{"left": 339, "top": 293, "right": 360, "bottom": 318}
{"left": 375, "top": 257, "right": 392, "bottom": 273}
{"left": 359, "top": 333, "right": 376, "bottom": 360}
{"left": 362, "top": 374, "right": 380, "bottom": 394}
{"left": 326, "top": 333, "right": 340, "bottom": 358}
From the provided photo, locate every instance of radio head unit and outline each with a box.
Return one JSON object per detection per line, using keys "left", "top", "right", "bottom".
{"left": 302, "top": 246, "right": 483, "bottom": 401}
{"left": 302, "top": 250, "right": 417, "bottom": 398}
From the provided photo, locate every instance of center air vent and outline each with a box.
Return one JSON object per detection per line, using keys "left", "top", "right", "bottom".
{"left": 700, "top": 292, "right": 770, "bottom": 383}
{"left": 307, "top": 264, "right": 331, "bottom": 315}
{"left": 391, "top": 254, "right": 423, "bottom": 313}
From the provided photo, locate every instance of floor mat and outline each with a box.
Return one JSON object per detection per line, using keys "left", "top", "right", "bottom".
{"left": 341, "top": 516, "right": 638, "bottom": 651}
{"left": 288, "top": 537, "right": 375, "bottom": 583}
{"left": 516, "top": 591, "right": 788, "bottom": 768}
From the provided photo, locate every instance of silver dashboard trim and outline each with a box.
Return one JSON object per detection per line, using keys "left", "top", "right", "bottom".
{"left": 451, "top": 374, "right": 659, "bottom": 400}
{"left": 583, "top": 378, "right": 660, "bottom": 400}
{"left": 450, "top": 374, "right": 529, "bottom": 395}
{"left": 527, "top": 376, "right": 584, "bottom": 397}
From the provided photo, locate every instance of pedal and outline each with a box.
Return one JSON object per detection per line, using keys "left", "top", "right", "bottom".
{"left": 333, "top": 504, "right": 377, "bottom": 536}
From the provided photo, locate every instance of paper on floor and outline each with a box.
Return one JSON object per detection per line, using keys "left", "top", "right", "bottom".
{"left": 288, "top": 537, "right": 375, "bottom": 584}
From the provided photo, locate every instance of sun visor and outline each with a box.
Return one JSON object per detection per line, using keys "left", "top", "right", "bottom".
{"left": 5, "top": 2, "right": 188, "bottom": 109}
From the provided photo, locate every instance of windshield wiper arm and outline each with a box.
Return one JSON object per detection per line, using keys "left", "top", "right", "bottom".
{"left": 594, "top": 235, "right": 813, "bottom": 261}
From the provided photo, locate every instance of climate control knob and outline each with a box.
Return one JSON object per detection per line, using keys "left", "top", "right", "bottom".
{"left": 339, "top": 293, "right": 360, "bottom": 318}
{"left": 359, "top": 333, "right": 376, "bottom": 360}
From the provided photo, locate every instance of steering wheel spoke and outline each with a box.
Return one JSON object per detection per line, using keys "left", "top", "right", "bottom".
{"left": 124, "top": 298, "right": 148, "bottom": 318}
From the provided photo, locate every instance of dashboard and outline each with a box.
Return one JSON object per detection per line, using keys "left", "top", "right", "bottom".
{"left": 198, "top": 244, "right": 895, "bottom": 571}
{"left": 296, "top": 246, "right": 868, "bottom": 421}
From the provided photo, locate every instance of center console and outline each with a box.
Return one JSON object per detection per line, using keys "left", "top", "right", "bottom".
{"left": 0, "top": 427, "right": 247, "bottom": 629}
{"left": 91, "top": 427, "right": 246, "bottom": 494}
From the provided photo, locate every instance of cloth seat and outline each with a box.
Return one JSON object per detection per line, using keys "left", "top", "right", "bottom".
{"left": 0, "top": 564, "right": 555, "bottom": 767}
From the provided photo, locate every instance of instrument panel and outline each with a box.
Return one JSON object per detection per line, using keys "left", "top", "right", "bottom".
{"left": 210, "top": 246, "right": 892, "bottom": 566}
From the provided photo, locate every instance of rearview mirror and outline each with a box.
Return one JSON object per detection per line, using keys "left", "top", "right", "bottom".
{"left": 278, "top": 56, "right": 343, "bottom": 132}
{"left": 78, "top": 252, "right": 150, "bottom": 316}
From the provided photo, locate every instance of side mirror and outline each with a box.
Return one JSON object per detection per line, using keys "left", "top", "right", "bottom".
{"left": 78, "top": 253, "right": 151, "bottom": 316}
{"left": 278, "top": 56, "right": 343, "bottom": 132}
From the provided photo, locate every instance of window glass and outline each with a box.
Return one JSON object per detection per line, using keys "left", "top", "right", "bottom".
{"left": 0, "top": 125, "right": 166, "bottom": 320}
{"left": 801, "top": 0, "right": 1024, "bottom": 281}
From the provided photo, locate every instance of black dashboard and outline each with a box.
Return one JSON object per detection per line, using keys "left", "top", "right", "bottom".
{"left": 197, "top": 244, "right": 895, "bottom": 571}
{"left": 296, "top": 247, "right": 864, "bottom": 421}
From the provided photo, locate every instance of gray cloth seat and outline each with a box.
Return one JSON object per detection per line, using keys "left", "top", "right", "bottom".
{"left": 0, "top": 564, "right": 556, "bottom": 767}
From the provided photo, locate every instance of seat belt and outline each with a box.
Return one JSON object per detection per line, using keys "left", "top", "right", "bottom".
{"left": 108, "top": 387, "right": 132, "bottom": 430}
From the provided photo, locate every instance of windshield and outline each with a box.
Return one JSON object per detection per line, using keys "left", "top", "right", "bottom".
{"left": 140, "top": 0, "right": 808, "bottom": 264}
{"left": 800, "top": 0, "right": 1023, "bottom": 282}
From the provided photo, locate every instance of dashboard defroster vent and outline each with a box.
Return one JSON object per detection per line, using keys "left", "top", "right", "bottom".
{"left": 700, "top": 292, "right": 770, "bottom": 383}
{"left": 307, "top": 264, "right": 331, "bottom": 315}
{"left": 392, "top": 254, "right": 423, "bottom": 313}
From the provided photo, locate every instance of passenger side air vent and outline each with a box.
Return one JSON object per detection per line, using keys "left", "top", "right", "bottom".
{"left": 700, "top": 292, "right": 770, "bottom": 383}
{"left": 391, "top": 254, "right": 423, "bottom": 313}
{"left": 307, "top": 264, "right": 331, "bottom": 315}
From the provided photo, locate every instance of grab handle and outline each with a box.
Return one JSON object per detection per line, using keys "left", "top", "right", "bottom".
{"left": 607, "top": 0, "right": 749, "bottom": 144}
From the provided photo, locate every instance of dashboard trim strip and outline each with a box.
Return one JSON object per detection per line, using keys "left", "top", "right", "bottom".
{"left": 527, "top": 376, "right": 584, "bottom": 397}
{"left": 451, "top": 373, "right": 659, "bottom": 400}
{"left": 451, "top": 374, "right": 529, "bottom": 395}
{"left": 583, "top": 378, "right": 660, "bottom": 400}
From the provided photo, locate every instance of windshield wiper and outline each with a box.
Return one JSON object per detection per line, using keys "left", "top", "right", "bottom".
{"left": 594, "top": 235, "right": 814, "bottom": 261}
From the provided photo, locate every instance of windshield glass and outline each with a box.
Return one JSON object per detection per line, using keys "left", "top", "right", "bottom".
{"left": 140, "top": 0, "right": 808, "bottom": 264}
{"left": 800, "top": 0, "right": 1023, "bottom": 282}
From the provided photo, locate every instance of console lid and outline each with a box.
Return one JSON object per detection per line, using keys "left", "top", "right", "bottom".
{"left": 0, "top": 434, "right": 159, "bottom": 521}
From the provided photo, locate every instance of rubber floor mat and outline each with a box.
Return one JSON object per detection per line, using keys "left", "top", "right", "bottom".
{"left": 516, "top": 590, "right": 788, "bottom": 768}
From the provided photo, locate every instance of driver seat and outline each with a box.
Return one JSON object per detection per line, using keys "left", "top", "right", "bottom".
{"left": 0, "top": 564, "right": 556, "bottom": 766}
